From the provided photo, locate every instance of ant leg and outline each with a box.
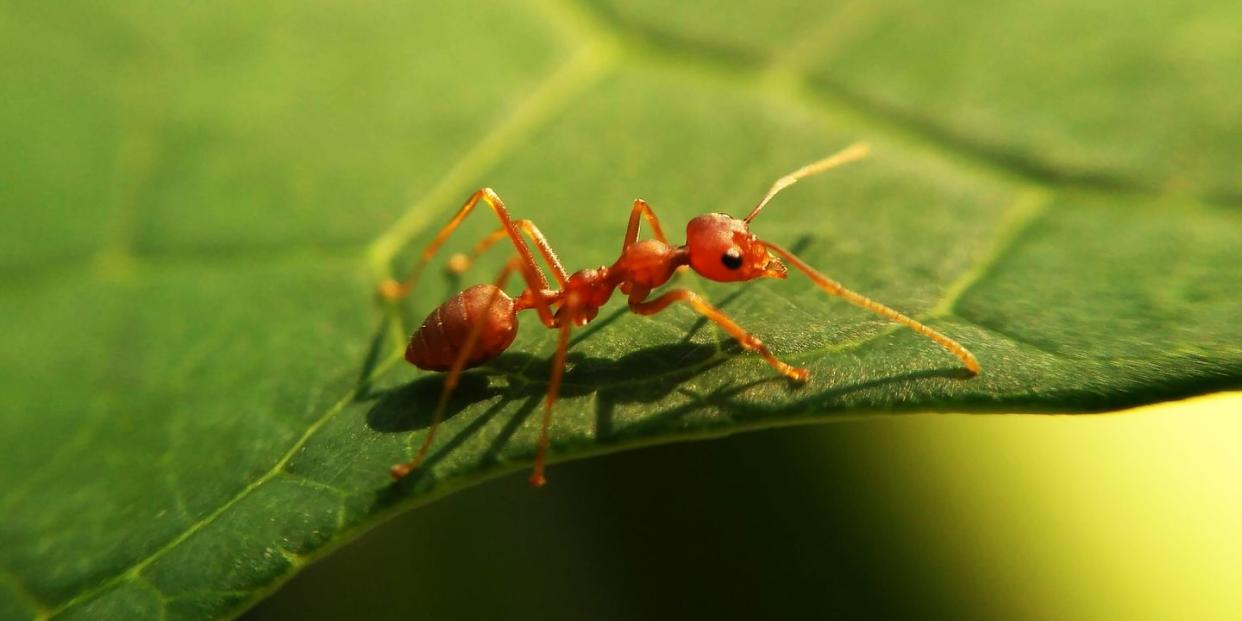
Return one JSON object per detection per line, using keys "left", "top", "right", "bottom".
{"left": 621, "top": 199, "right": 669, "bottom": 252}
{"left": 529, "top": 295, "right": 576, "bottom": 487}
{"left": 447, "top": 219, "right": 569, "bottom": 286}
{"left": 390, "top": 257, "right": 524, "bottom": 481}
{"left": 446, "top": 227, "right": 509, "bottom": 275}
{"left": 432, "top": 221, "right": 563, "bottom": 329}
{"left": 761, "top": 241, "right": 980, "bottom": 375}
{"left": 629, "top": 289, "right": 809, "bottom": 381}
{"left": 379, "top": 188, "right": 551, "bottom": 300}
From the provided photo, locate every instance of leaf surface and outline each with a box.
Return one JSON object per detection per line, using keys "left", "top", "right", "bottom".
{"left": 2, "top": 0, "right": 1240, "bottom": 619}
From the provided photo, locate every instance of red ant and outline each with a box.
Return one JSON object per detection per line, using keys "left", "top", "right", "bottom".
{"left": 379, "top": 142, "right": 979, "bottom": 487}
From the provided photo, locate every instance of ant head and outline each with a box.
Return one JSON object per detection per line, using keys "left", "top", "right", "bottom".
{"left": 684, "top": 213, "right": 786, "bottom": 282}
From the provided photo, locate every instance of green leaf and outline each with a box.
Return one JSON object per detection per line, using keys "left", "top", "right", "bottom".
{"left": 2, "top": 0, "right": 1240, "bottom": 619}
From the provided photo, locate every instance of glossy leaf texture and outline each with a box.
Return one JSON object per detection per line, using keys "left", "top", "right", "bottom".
{"left": 2, "top": 0, "right": 1240, "bottom": 619}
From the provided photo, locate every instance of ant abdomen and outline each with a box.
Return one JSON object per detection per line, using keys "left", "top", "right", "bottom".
{"left": 406, "top": 284, "right": 518, "bottom": 372}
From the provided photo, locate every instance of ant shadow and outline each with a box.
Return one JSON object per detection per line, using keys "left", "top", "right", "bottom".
{"left": 364, "top": 339, "right": 745, "bottom": 461}
{"left": 361, "top": 235, "right": 968, "bottom": 496}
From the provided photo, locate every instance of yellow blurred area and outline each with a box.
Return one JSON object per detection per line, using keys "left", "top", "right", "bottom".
{"left": 254, "top": 392, "right": 1242, "bottom": 620}
{"left": 860, "top": 392, "right": 1242, "bottom": 621}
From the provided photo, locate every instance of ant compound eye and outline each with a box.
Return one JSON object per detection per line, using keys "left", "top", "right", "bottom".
{"left": 721, "top": 248, "right": 744, "bottom": 270}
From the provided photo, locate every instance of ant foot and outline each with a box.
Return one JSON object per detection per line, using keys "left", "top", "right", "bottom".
{"left": 787, "top": 367, "right": 810, "bottom": 383}
{"left": 528, "top": 472, "right": 547, "bottom": 488}
{"left": 446, "top": 253, "right": 471, "bottom": 274}
{"left": 389, "top": 462, "right": 416, "bottom": 480}
{"left": 378, "top": 279, "right": 409, "bottom": 301}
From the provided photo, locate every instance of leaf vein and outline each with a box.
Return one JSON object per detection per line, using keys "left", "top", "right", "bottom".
{"left": 366, "top": 43, "right": 617, "bottom": 278}
{"left": 0, "top": 567, "right": 50, "bottom": 621}
{"left": 47, "top": 355, "right": 402, "bottom": 617}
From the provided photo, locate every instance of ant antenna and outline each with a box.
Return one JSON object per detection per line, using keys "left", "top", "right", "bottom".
{"left": 743, "top": 142, "right": 870, "bottom": 224}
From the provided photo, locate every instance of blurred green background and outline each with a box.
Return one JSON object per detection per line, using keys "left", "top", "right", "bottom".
{"left": 4, "top": 0, "right": 1242, "bottom": 619}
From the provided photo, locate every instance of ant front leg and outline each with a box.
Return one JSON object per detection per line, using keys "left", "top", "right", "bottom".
{"left": 621, "top": 199, "right": 669, "bottom": 251}
{"left": 379, "top": 188, "right": 551, "bottom": 301}
{"left": 629, "top": 289, "right": 809, "bottom": 382}
{"left": 762, "top": 241, "right": 980, "bottom": 375}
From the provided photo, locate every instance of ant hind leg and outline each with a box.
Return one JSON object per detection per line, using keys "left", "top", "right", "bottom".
{"left": 379, "top": 188, "right": 552, "bottom": 301}
{"left": 445, "top": 219, "right": 569, "bottom": 286}
{"left": 390, "top": 256, "right": 524, "bottom": 481}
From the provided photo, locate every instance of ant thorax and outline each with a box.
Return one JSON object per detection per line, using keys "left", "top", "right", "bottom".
{"left": 613, "top": 238, "right": 687, "bottom": 291}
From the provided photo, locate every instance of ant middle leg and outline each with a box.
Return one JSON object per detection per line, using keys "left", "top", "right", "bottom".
{"left": 379, "top": 188, "right": 552, "bottom": 300}
{"left": 528, "top": 294, "right": 579, "bottom": 488}
{"left": 629, "top": 289, "right": 809, "bottom": 382}
{"left": 621, "top": 199, "right": 669, "bottom": 251}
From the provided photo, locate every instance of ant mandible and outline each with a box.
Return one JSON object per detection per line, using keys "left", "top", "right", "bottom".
{"left": 379, "top": 142, "right": 979, "bottom": 487}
